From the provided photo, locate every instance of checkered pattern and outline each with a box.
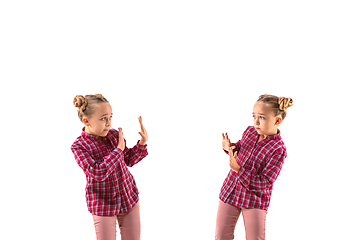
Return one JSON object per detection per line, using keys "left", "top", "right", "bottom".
{"left": 71, "top": 128, "right": 148, "bottom": 216}
{"left": 220, "top": 126, "right": 287, "bottom": 211}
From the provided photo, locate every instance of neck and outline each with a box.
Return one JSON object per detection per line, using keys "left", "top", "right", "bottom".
{"left": 84, "top": 127, "right": 103, "bottom": 142}
{"left": 258, "top": 129, "right": 278, "bottom": 142}
{"left": 95, "top": 136, "right": 103, "bottom": 142}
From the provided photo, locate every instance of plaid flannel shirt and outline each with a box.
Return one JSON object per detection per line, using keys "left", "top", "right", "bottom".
{"left": 71, "top": 128, "right": 148, "bottom": 216}
{"left": 220, "top": 126, "right": 287, "bottom": 211}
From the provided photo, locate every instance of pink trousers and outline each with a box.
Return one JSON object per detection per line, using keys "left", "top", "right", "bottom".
{"left": 215, "top": 200, "right": 267, "bottom": 240}
{"left": 92, "top": 202, "right": 141, "bottom": 240}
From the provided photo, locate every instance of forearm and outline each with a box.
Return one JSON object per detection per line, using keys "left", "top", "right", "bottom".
{"left": 244, "top": 152, "right": 285, "bottom": 190}
{"left": 74, "top": 147, "right": 124, "bottom": 182}
{"left": 248, "top": 173, "right": 273, "bottom": 190}
{"left": 124, "top": 141, "right": 148, "bottom": 167}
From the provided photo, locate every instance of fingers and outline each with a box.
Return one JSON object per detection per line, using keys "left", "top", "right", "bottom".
{"left": 228, "top": 145, "right": 234, "bottom": 155}
{"left": 229, "top": 150, "right": 239, "bottom": 172}
{"left": 138, "top": 116, "right": 146, "bottom": 132}
{"left": 229, "top": 153, "right": 235, "bottom": 167}
{"left": 118, "top": 128, "right": 124, "bottom": 137}
{"left": 229, "top": 147, "right": 237, "bottom": 158}
{"left": 117, "top": 127, "right": 125, "bottom": 150}
{"left": 138, "top": 116, "right": 143, "bottom": 127}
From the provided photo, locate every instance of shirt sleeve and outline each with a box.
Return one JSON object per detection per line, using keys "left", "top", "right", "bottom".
{"left": 71, "top": 144, "right": 124, "bottom": 182}
{"left": 123, "top": 140, "right": 148, "bottom": 167}
{"left": 238, "top": 148, "right": 286, "bottom": 190}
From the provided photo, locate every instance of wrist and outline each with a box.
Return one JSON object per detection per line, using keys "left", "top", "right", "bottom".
{"left": 139, "top": 140, "right": 147, "bottom": 146}
{"left": 223, "top": 146, "right": 230, "bottom": 152}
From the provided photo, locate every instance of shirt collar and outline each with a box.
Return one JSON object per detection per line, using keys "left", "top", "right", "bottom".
{"left": 265, "top": 128, "right": 282, "bottom": 141}
{"left": 251, "top": 126, "right": 282, "bottom": 141}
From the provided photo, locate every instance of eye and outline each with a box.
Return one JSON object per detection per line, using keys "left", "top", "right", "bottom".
{"left": 101, "top": 117, "right": 106, "bottom": 121}
{"left": 260, "top": 116, "right": 265, "bottom": 120}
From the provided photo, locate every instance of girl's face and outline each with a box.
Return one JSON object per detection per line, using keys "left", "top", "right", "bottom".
{"left": 252, "top": 101, "right": 282, "bottom": 138}
{"left": 83, "top": 103, "right": 113, "bottom": 139}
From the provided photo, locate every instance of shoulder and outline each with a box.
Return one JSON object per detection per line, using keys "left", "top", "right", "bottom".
{"left": 244, "top": 126, "right": 256, "bottom": 134}
{"left": 270, "top": 140, "right": 287, "bottom": 158}
{"left": 242, "top": 126, "right": 257, "bottom": 139}
{"left": 71, "top": 134, "right": 87, "bottom": 151}
{"left": 107, "top": 128, "right": 119, "bottom": 138}
{"left": 278, "top": 140, "right": 287, "bottom": 155}
{"left": 71, "top": 130, "right": 98, "bottom": 151}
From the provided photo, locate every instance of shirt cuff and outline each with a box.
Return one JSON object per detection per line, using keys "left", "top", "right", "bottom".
{"left": 237, "top": 167, "right": 251, "bottom": 189}
{"left": 136, "top": 140, "right": 148, "bottom": 156}
{"left": 113, "top": 147, "right": 124, "bottom": 155}
{"left": 137, "top": 140, "right": 147, "bottom": 147}
{"left": 224, "top": 143, "right": 238, "bottom": 155}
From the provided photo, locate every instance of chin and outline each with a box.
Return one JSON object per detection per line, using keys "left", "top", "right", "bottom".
{"left": 256, "top": 130, "right": 263, "bottom": 135}
{"left": 255, "top": 128, "right": 267, "bottom": 136}
{"left": 100, "top": 131, "right": 109, "bottom": 137}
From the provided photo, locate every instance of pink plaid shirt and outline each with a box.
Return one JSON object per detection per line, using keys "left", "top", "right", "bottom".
{"left": 220, "top": 126, "right": 287, "bottom": 211}
{"left": 71, "top": 128, "right": 148, "bottom": 216}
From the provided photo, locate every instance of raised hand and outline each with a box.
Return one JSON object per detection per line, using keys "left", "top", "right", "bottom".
{"left": 117, "top": 127, "right": 125, "bottom": 151}
{"left": 138, "top": 116, "right": 148, "bottom": 146}
{"left": 228, "top": 146, "right": 240, "bottom": 173}
{"left": 222, "top": 133, "right": 231, "bottom": 151}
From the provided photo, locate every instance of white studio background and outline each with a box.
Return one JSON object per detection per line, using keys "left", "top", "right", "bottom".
{"left": 1, "top": 1, "right": 359, "bottom": 239}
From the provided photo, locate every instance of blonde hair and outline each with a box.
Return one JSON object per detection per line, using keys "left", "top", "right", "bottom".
{"left": 73, "top": 94, "right": 109, "bottom": 122}
{"left": 257, "top": 94, "right": 293, "bottom": 120}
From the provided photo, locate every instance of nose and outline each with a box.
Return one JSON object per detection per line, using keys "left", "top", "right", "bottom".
{"left": 105, "top": 119, "right": 111, "bottom": 126}
{"left": 254, "top": 117, "right": 260, "bottom": 126}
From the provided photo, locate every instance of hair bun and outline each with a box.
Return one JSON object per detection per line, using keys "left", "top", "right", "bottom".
{"left": 278, "top": 97, "right": 293, "bottom": 111}
{"left": 73, "top": 95, "right": 88, "bottom": 112}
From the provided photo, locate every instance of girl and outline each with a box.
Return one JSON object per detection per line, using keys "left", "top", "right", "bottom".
{"left": 71, "top": 94, "right": 148, "bottom": 240}
{"left": 215, "top": 94, "right": 293, "bottom": 240}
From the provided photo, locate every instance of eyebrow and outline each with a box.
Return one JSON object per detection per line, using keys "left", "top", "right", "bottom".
{"left": 252, "top": 112, "right": 266, "bottom": 116}
{"left": 100, "top": 113, "right": 113, "bottom": 117}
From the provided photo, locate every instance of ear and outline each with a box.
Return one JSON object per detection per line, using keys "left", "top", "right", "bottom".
{"left": 275, "top": 116, "right": 282, "bottom": 125}
{"left": 82, "top": 117, "right": 90, "bottom": 126}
